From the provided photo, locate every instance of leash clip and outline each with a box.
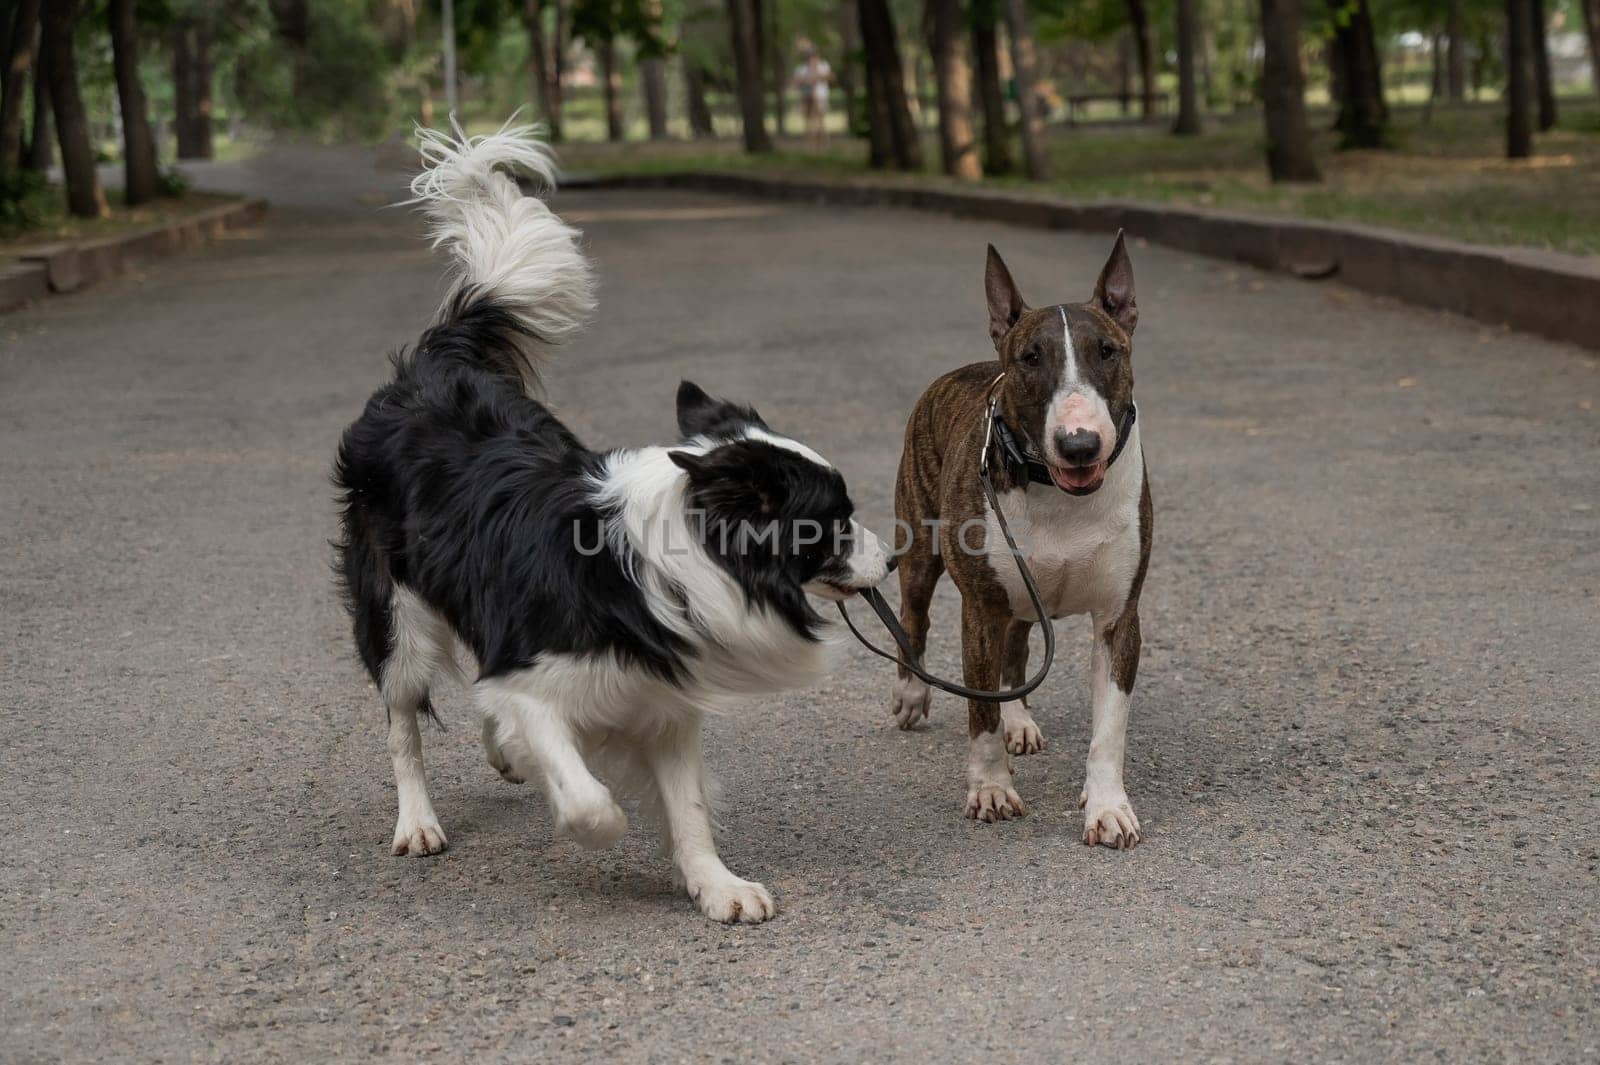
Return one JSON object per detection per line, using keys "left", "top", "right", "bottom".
{"left": 977, "top": 372, "right": 1004, "bottom": 478}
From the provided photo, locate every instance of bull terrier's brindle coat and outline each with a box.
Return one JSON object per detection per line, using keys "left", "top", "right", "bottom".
{"left": 891, "top": 235, "right": 1151, "bottom": 848}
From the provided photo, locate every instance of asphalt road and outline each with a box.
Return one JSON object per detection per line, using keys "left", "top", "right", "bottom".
{"left": 3, "top": 147, "right": 1598, "bottom": 1063}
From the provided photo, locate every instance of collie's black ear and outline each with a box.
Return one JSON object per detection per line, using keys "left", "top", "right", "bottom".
{"left": 676, "top": 380, "right": 768, "bottom": 439}
{"left": 985, "top": 245, "right": 1028, "bottom": 350}
{"left": 1092, "top": 230, "right": 1138, "bottom": 335}
{"left": 676, "top": 381, "right": 716, "bottom": 433}
{"left": 669, "top": 444, "right": 780, "bottom": 515}
{"left": 668, "top": 449, "right": 707, "bottom": 476}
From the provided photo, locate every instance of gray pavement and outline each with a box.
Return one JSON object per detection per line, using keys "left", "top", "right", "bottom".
{"left": 3, "top": 150, "right": 1598, "bottom": 1063}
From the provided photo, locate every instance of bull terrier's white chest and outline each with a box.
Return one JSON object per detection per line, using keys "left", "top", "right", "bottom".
{"left": 982, "top": 436, "right": 1144, "bottom": 623}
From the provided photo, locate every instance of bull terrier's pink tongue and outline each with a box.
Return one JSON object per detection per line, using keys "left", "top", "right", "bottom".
{"left": 1050, "top": 463, "right": 1105, "bottom": 491}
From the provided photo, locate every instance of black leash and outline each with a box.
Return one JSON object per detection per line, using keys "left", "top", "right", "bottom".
{"left": 837, "top": 375, "right": 1136, "bottom": 704}
{"left": 836, "top": 460, "right": 1055, "bottom": 702}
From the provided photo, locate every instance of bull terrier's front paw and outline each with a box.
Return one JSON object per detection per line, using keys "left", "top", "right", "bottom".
{"left": 392, "top": 815, "right": 448, "bottom": 856}
{"left": 965, "top": 781, "right": 1027, "bottom": 822}
{"left": 891, "top": 673, "right": 932, "bottom": 730}
{"left": 691, "top": 875, "right": 776, "bottom": 924}
{"left": 1001, "top": 701, "right": 1045, "bottom": 755}
{"left": 557, "top": 796, "right": 628, "bottom": 850}
{"left": 1079, "top": 788, "right": 1141, "bottom": 849}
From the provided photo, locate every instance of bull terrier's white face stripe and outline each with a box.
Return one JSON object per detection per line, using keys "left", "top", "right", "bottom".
{"left": 1059, "top": 306, "right": 1081, "bottom": 390}
{"left": 1047, "top": 306, "right": 1115, "bottom": 465}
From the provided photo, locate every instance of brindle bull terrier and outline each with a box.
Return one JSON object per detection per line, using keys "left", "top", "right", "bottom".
{"left": 891, "top": 234, "right": 1151, "bottom": 848}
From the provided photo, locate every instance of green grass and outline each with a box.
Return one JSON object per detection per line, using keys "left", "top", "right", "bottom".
{"left": 553, "top": 99, "right": 1600, "bottom": 257}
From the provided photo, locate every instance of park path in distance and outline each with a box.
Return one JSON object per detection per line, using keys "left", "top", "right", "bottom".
{"left": 2, "top": 146, "right": 1597, "bottom": 1062}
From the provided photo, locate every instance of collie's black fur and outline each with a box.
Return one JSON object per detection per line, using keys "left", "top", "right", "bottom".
{"left": 335, "top": 292, "right": 693, "bottom": 685}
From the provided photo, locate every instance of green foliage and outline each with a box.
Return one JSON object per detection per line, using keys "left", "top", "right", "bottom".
{"left": 0, "top": 171, "right": 52, "bottom": 236}
{"left": 1033, "top": 0, "right": 1136, "bottom": 44}
{"left": 229, "top": 0, "right": 400, "bottom": 138}
{"left": 157, "top": 167, "right": 190, "bottom": 198}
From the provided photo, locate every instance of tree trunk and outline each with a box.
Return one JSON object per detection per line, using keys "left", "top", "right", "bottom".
{"left": 1506, "top": 0, "right": 1534, "bottom": 157}
{"left": 550, "top": 0, "right": 567, "bottom": 141}
{"left": 24, "top": 40, "right": 48, "bottom": 172}
{"left": 912, "top": 51, "right": 929, "bottom": 129}
{"left": 1003, "top": 0, "right": 1048, "bottom": 179}
{"left": 640, "top": 56, "right": 668, "bottom": 138}
{"left": 1324, "top": 38, "right": 1344, "bottom": 118}
{"left": 1428, "top": 30, "right": 1444, "bottom": 108}
{"left": 1529, "top": 0, "right": 1555, "bottom": 129}
{"left": 861, "top": 42, "right": 894, "bottom": 165}
{"left": 1445, "top": 0, "right": 1467, "bottom": 100}
{"left": 40, "top": 1, "right": 105, "bottom": 217}
{"left": 857, "top": 0, "right": 921, "bottom": 168}
{"left": 638, "top": 0, "right": 668, "bottom": 140}
{"left": 682, "top": 58, "right": 715, "bottom": 138}
{"left": 971, "top": 0, "right": 1011, "bottom": 173}
{"left": 109, "top": 0, "right": 160, "bottom": 204}
{"left": 1173, "top": 0, "right": 1201, "bottom": 133}
{"left": 763, "top": 0, "right": 785, "bottom": 136}
{"left": 1579, "top": 0, "right": 1600, "bottom": 106}
{"left": 1259, "top": 0, "right": 1320, "bottom": 181}
{"left": 1125, "top": 0, "right": 1157, "bottom": 119}
{"left": 525, "top": 0, "right": 559, "bottom": 137}
{"left": 599, "top": 36, "right": 623, "bottom": 141}
{"left": 0, "top": 0, "right": 38, "bottom": 173}
{"left": 1327, "top": 0, "right": 1386, "bottom": 148}
{"left": 725, "top": 0, "right": 771, "bottom": 151}
{"left": 172, "top": 23, "right": 213, "bottom": 159}
{"left": 173, "top": 28, "right": 195, "bottom": 154}
{"left": 837, "top": 0, "right": 861, "bottom": 135}
{"left": 925, "top": 0, "right": 982, "bottom": 179}
{"left": 1118, "top": 32, "right": 1134, "bottom": 114}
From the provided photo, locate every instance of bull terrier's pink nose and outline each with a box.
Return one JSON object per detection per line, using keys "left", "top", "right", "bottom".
{"left": 1053, "top": 428, "right": 1101, "bottom": 467}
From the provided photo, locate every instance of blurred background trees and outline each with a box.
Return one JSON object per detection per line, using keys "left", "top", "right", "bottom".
{"left": 0, "top": 0, "right": 1596, "bottom": 225}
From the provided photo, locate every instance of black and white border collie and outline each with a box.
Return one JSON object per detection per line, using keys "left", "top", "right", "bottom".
{"left": 334, "top": 124, "right": 891, "bottom": 923}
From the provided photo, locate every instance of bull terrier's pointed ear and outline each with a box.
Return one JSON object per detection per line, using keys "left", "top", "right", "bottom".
{"left": 1093, "top": 230, "right": 1138, "bottom": 335}
{"left": 985, "top": 244, "right": 1028, "bottom": 350}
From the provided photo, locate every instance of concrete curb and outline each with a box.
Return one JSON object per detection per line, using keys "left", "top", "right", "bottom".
{"left": 566, "top": 171, "right": 1600, "bottom": 350}
{"left": 0, "top": 260, "right": 49, "bottom": 312}
{"left": 2, "top": 198, "right": 268, "bottom": 313}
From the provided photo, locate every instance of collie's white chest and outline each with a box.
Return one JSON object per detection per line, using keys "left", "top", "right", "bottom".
{"left": 982, "top": 444, "right": 1144, "bottom": 623}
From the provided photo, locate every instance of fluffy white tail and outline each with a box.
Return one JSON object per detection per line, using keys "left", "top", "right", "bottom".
{"left": 409, "top": 118, "right": 596, "bottom": 388}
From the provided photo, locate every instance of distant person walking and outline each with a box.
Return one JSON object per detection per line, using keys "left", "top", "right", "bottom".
{"left": 792, "top": 48, "right": 833, "bottom": 148}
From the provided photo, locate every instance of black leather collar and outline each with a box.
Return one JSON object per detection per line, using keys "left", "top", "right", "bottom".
{"left": 990, "top": 402, "right": 1138, "bottom": 493}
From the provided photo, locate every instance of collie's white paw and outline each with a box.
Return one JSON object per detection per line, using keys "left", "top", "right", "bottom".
{"left": 1001, "top": 700, "right": 1045, "bottom": 755}
{"left": 691, "top": 875, "right": 776, "bottom": 924}
{"left": 558, "top": 797, "right": 628, "bottom": 850}
{"left": 392, "top": 816, "right": 448, "bottom": 856}
{"left": 891, "top": 673, "right": 932, "bottom": 730}
{"left": 481, "top": 719, "right": 526, "bottom": 784}
{"left": 484, "top": 744, "right": 525, "bottom": 784}
{"left": 1079, "top": 788, "right": 1141, "bottom": 849}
